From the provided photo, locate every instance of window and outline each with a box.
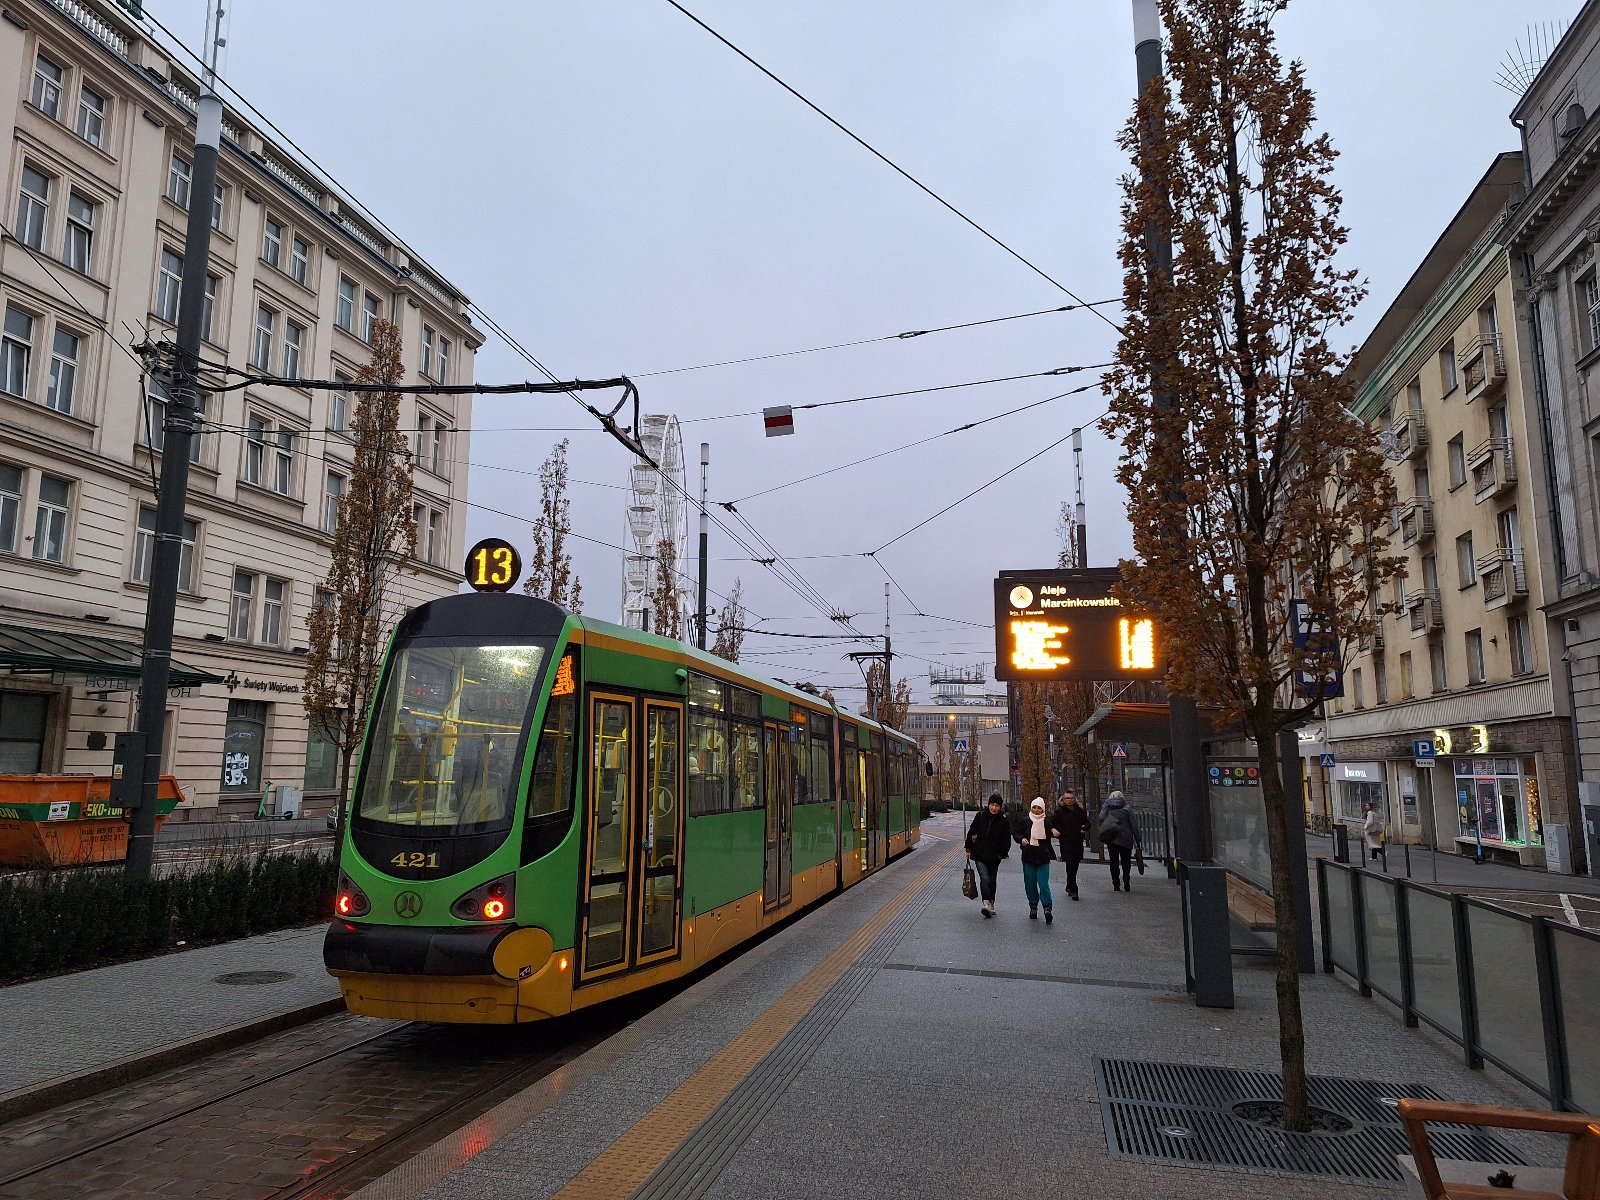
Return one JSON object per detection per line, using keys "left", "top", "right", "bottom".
{"left": 252, "top": 304, "right": 276, "bottom": 371}
{"left": 167, "top": 152, "right": 191, "bottom": 208}
{"left": 1413, "top": 465, "right": 1430, "bottom": 499}
{"left": 437, "top": 337, "right": 450, "bottom": 384}
{"left": 1465, "top": 628, "right": 1486, "bottom": 685}
{"left": 15, "top": 165, "right": 50, "bottom": 250}
{"left": 273, "top": 429, "right": 294, "bottom": 494}
{"left": 1510, "top": 613, "right": 1534, "bottom": 675}
{"left": 75, "top": 84, "right": 106, "bottom": 148}
{"left": 31, "top": 54, "right": 63, "bottom": 118}
{"left": 410, "top": 503, "right": 441, "bottom": 564}
{"left": 1375, "top": 664, "right": 1389, "bottom": 705}
{"left": 156, "top": 249, "right": 183, "bottom": 323}
{"left": 1351, "top": 667, "right": 1364, "bottom": 709}
{"left": 63, "top": 192, "right": 95, "bottom": 274}
{"left": 323, "top": 471, "right": 344, "bottom": 533}
{"left": 1583, "top": 271, "right": 1600, "bottom": 354}
{"left": 229, "top": 570, "right": 255, "bottom": 640}
{"left": 1399, "top": 651, "right": 1413, "bottom": 699}
{"left": 1429, "top": 642, "right": 1448, "bottom": 693}
{"left": 283, "top": 320, "right": 304, "bottom": 377}
{"left": 290, "top": 236, "right": 309, "bottom": 285}
{"left": 211, "top": 182, "right": 224, "bottom": 232}
{"left": 0, "top": 692, "right": 49, "bottom": 774}
{"left": 1406, "top": 378, "right": 1422, "bottom": 411}
{"left": 422, "top": 326, "right": 435, "bottom": 377}
{"left": 336, "top": 277, "right": 357, "bottom": 332}
{"left": 201, "top": 273, "right": 218, "bottom": 344}
{"left": 144, "top": 379, "right": 205, "bottom": 463}
{"left": 220, "top": 699, "right": 267, "bottom": 793}
{"left": 1456, "top": 532, "right": 1476, "bottom": 587}
{"left": 2, "top": 307, "right": 33, "bottom": 398}
{"left": 426, "top": 509, "right": 440, "bottom": 564}
{"left": 133, "top": 507, "right": 198, "bottom": 591}
{"left": 32, "top": 474, "right": 69, "bottom": 563}
{"left": 362, "top": 293, "right": 381, "bottom": 342}
{"left": 244, "top": 416, "right": 267, "bottom": 485}
{"left": 1440, "top": 344, "right": 1458, "bottom": 394}
{"left": 0, "top": 464, "right": 20, "bottom": 553}
{"left": 262, "top": 218, "right": 283, "bottom": 269}
{"left": 261, "top": 578, "right": 285, "bottom": 645}
{"left": 1447, "top": 433, "right": 1467, "bottom": 488}
{"left": 1480, "top": 300, "right": 1499, "bottom": 336}
{"left": 330, "top": 374, "right": 349, "bottom": 432}
{"left": 416, "top": 413, "right": 444, "bottom": 473}
{"left": 304, "top": 721, "right": 339, "bottom": 791}
{"left": 1497, "top": 507, "right": 1521, "bottom": 553}
{"left": 46, "top": 328, "right": 79, "bottom": 414}
{"left": 1489, "top": 402, "right": 1509, "bottom": 443}
{"left": 1421, "top": 552, "right": 1439, "bottom": 594}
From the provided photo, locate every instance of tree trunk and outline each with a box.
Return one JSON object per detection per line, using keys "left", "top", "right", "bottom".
{"left": 1253, "top": 707, "right": 1309, "bottom": 1132}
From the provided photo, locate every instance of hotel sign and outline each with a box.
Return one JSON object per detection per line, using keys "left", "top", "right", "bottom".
{"left": 993, "top": 568, "right": 1161, "bottom": 682}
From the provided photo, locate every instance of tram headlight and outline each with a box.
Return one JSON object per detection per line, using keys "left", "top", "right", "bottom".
{"left": 336, "top": 873, "right": 371, "bottom": 918}
{"left": 451, "top": 873, "right": 516, "bottom": 922}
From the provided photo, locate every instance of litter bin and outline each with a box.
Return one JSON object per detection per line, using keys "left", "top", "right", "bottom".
{"left": 1331, "top": 823, "right": 1350, "bottom": 863}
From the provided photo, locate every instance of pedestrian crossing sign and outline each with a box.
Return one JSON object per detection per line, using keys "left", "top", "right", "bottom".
{"left": 1319, "top": 752, "right": 1336, "bottom": 767}
{"left": 1111, "top": 743, "right": 1127, "bottom": 759}
{"left": 952, "top": 736, "right": 969, "bottom": 754}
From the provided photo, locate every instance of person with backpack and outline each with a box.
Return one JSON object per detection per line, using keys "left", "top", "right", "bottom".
{"left": 965, "top": 793, "right": 1012, "bottom": 917}
{"left": 1097, "top": 790, "right": 1142, "bottom": 892}
{"left": 1049, "top": 789, "right": 1091, "bottom": 901}
{"left": 1013, "top": 797, "right": 1057, "bottom": 924}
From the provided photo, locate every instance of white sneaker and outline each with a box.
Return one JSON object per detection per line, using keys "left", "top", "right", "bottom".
{"left": 981, "top": 899, "right": 994, "bottom": 914}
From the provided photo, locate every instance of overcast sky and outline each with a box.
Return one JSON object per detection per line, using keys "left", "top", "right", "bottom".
{"left": 157, "top": 0, "right": 1576, "bottom": 701}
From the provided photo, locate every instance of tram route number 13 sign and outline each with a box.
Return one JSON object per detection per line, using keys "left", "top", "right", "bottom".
{"left": 993, "top": 568, "right": 1161, "bottom": 683}
{"left": 465, "top": 537, "right": 522, "bottom": 592}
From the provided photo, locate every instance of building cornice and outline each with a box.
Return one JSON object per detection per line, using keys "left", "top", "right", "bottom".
{"left": 1325, "top": 676, "right": 1554, "bottom": 741}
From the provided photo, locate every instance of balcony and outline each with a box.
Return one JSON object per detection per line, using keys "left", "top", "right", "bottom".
{"left": 1398, "top": 499, "right": 1435, "bottom": 547}
{"left": 1391, "top": 405, "right": 1429, "bottom": 459}
{"left": 1477, "top": 548, "right": 1528, "bottom": 607}
{"left": 1358, "top": 627, "right": 1386, "bottom": 654}
{"left": 1407, "top": 588, "right": 1443, "bottom": 635}
{"left": 1461, "top": 333, "right": 1506, "bottom": 401}
{"left": 1468, "top": 436, "right": 1517, "bottom": 501}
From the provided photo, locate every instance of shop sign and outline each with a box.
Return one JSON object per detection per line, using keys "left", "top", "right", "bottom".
{"left": 1432, "top": 724, "right": 1491, "bottom": 756}
{"left": 221, "top": 672, "right": 301, "bottom": 695}
{"left": 1332, "top": 762, "right": 1381, "bottom": 782}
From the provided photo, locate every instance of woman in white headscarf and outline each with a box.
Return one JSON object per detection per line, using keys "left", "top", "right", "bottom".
{"left": 1014, "top": 797, "right": 1057, "bottom": 924}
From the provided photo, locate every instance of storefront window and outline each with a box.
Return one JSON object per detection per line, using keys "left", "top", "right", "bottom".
{"left": 221, "top": 699, "right": 268, "bottom": 793}
{"left": 0, "top": 691, "right": 48, "bottom": 773}
{"left": 304, "top": 719, "right": 339, "bottom": 791}
{"left": 1452, "top": 756, "right": 1539, "bottom": 845}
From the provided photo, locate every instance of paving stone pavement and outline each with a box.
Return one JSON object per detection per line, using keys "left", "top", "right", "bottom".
{"left": 0, "top": 923, "right": 336, "bottom": 1097}
{"left": 347, "top": 814, "right": 1572, "bottom": 1200}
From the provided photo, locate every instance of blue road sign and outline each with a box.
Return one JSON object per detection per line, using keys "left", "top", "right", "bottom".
{"left": 1413, "top": 738, "right": 1436, "bottom": 760}
{"left": 1318, "top": 752, "right": 1337, "bottom": 768}
{"left": 952, "top": 736, "right": 970, "bottom": 754}
{"left": 1111, "top": 742, "right": 1128, "bottom": 759}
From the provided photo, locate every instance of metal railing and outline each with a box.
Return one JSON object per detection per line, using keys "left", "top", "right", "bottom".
{"left": 1318, "top": 859, "right": 1600, "bottom": 1111}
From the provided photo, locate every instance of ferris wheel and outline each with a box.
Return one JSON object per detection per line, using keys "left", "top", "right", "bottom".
{"left": 621, "top": 413, "right": 691, "bottom": 637}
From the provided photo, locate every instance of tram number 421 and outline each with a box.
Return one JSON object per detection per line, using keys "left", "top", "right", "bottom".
{"left": 464, "top": 537, "right": 522, "bottom": 593}
{"left": 391, "top": 851, "right": 440, "bottom": 870}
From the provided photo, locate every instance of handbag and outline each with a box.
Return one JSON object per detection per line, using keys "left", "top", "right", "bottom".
{"left": 961, "top": 863, "right": 978, "bottom": 900}
{"left": 1135, "top": 849, "right": 1146, "bottom": 875}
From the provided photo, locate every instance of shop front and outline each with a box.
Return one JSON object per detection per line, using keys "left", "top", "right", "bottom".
{"left": 1449, "top": 755, "right": 1544, "bottom": 866}
{"left": 1330, "top": 762, "right": 1387, "bottom": 827}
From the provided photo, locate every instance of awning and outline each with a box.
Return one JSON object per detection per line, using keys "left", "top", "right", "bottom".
{"left": 0, "top": 623, "right": 224, "bottom": 690}
{"left": 1074, "top": 702, "right": 1222, "bottom": 747}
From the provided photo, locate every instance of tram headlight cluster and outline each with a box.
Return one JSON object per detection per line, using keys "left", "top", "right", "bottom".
{"left": 451, "top": 873, "right": 516, "bottom": 922}
{"left": 336, "top": 873, "right": 371, "bottom": 918}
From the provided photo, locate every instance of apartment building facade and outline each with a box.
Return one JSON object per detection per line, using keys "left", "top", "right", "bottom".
{"left": 0, "top": 0, "right": 479, "bottom": 817}
{"left": 1329, "top": 153, "right": 1576, "bottom": 872}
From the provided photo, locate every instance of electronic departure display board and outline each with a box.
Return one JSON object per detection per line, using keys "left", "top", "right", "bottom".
{"left": 993, "top": 568, "right": 1161, "bottom": 682}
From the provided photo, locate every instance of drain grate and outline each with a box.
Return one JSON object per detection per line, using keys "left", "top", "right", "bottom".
{"left": 213, "top": 970, "right": 295, "bottom": 985}
{"left": 1096, "top": 1058, "right": 1525, "bottom": 1183}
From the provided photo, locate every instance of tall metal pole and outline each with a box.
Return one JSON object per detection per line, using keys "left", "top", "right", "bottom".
{"left": 1133, "top": 0, "right": 1209, "bottom": 864}
{"left": 696, "top": 442, "right": 710, "bottom": 650}
{"left": 883, "top": 582, "right": 892, "bottom": 714}
{"left": 1072, "top": 427, "right": 1087, "bottom": 568}
{"left": 125, "top": 1, "right": 227, "bottom": 877}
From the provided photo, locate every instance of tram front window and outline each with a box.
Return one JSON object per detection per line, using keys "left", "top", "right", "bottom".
{"left": 357, "top": 642, "right": 547, "bottom": 831}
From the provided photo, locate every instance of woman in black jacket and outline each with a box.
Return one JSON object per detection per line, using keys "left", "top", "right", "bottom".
{"left": 964, "top": 793, "right": 1012, "bottom": 917}
{"left": 1049, "top": 790, "right": 1091, "bottom": 901}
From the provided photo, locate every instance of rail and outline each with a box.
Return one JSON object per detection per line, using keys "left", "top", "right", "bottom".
{"left": 1318, "top": 858, "right": 1599, "bottom": 1111}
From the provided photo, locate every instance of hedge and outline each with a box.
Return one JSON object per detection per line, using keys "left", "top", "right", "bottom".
{"left": 0, "top": 851, "right": 337, "bottom": 983}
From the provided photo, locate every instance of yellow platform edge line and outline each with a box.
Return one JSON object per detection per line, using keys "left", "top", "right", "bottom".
{"left": 554, "top": 844, "right": 956, "bottom": 1200}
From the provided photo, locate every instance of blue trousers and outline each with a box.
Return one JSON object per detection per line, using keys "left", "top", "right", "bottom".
{"left": 1022, "top": 860, "right": 1053, "bottom": 910}
{"left": 974, "top": 859, "right": 999, "bottom": 902}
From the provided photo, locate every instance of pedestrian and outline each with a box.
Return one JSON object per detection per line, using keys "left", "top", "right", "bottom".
{"left": 1049, "top": 789, "right": 1091, "bottom": 901}
{"left": 1362, "top": 801, "right": 1387, "bottom": 866}
{"left": 1097, "top": 790, "right": 1142, "bottom": 892}
{"left": 1013, "top": 797, "right": 1056, "bottom": 924}
{"left": 965, "top": 793, "right": 1012, "bottom": 917}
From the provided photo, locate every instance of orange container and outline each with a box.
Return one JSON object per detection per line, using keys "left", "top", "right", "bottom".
{"left": 0, "top": 775, "right": 183, "bottom": 867}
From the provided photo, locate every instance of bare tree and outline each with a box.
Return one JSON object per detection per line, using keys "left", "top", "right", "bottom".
{"left": 651, "top": 538, "right": 684, "bottom": 639}
{"left": 863, "top": 661, "right": 912, "bottom": 730}
{"left": 303, "top": 320, "right": 417, "bottom": 817}
{"left": 1106, "top": 0, "right": 1401, "bottom": 1130}
{"left": 711, "top": 578, "right": 747, "bottom": 662}
{"left": 522, "top": 439, "right": 582, "bottom": 610}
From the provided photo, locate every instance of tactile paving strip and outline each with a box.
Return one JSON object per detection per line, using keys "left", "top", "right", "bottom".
{"left": 1096, "top": 1058, "right": 1526, "bottom": 1183}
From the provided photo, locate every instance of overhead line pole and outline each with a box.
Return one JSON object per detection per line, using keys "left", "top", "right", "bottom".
{"left": 697, "top": 442, "right": 710, "bottom": 650}
{"left": 124, "top": 0, "right": 227, "bottom": 877}
{"left": 1133, "top": 0, "right": 1209, "bottom": 864}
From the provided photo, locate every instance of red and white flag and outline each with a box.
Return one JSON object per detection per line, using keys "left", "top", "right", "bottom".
{"left": 763, "top": 406, "right": 794, "bottom": 437}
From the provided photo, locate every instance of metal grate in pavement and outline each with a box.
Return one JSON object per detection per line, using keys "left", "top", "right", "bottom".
{"left": 1096, "top": 1058, "right": 1525, "bottom": 1184}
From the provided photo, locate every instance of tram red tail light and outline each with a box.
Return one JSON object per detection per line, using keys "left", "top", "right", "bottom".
{"left": 451, "top": 874, "right": 515, "bottom": 922}
{"left": 336, "top": 874, "right": 371, "bottom": 918}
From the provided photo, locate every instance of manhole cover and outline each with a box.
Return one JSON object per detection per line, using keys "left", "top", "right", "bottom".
{"left": 1096, "top": 1058, "right": 1524, "bottom": 1183}
{"left": 214, "top": 970, "right": 295, "bottom": 985}
{"left": 1231, "top": 1099, "right": 1355, "bottom": 1134}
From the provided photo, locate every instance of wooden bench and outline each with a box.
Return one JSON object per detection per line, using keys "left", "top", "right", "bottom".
{"left": 1398, "top": 1099, "right": 1600, "bottom": 1199}
{"left": 1225, "top": 872, "right": 1275, "bottom": 931}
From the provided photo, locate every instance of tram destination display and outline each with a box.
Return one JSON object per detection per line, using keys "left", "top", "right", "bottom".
{"left": 993, "top": 568, "right": 1161, "bottom": 682}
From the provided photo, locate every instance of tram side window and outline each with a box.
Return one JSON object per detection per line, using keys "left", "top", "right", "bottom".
{"left": 527, "top": 652, "right": 579, "bottom": 819}
{"left": 688, "top": 672, "right": 728, "bottom": 817}
{"left": 729, "top": 684, "right": 762, "bottom": 719}
{"left": 808, "top": 716, "right": 833, "bottom": 807}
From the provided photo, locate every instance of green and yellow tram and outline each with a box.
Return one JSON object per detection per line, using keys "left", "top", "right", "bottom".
{"left": 324, "top": 591, "right": 923, "bottom": 1023}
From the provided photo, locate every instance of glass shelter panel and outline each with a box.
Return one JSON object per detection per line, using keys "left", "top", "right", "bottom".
{"left": 1466, "top": 905, "right": 1546, "bottom": 1087}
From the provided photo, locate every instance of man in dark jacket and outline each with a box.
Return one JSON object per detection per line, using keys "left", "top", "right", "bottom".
{"left": 1049, "top": 790, "right": 1091, "bottom": 901}
{"left": 965, "top": 793, "right": 1012, "bottom": 917}
{"left": 1098, "top": 790, "right": 1142, "bottom": 892}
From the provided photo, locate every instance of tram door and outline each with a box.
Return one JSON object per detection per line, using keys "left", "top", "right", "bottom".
{"left": 866, "top": 738, "right": 885, "bottom": 872}
{"left": 763, "top": 722, "right": 793, "bottom": 910}
{"left": 580, "top": 693, "right": 685, "bottom": 981}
